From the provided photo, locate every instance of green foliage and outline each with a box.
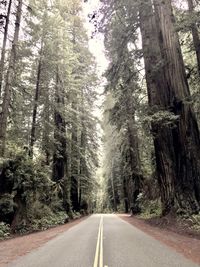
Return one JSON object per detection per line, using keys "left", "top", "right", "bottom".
{"left": 29, "top": 212, "right": 68, "bottom": 232}
{"left": 139, "top": 197, "right": 162, "bottom": 219}
{"left": 180, "top": 213, "right": 200, "bottom": 233}
{"left": 0, "top": 222, "right": 11, "bottom": 240}
{"left": 143, "top": 111, "right": 180, "bottom": 128}
{"left": 14, "top": 211, "right": 68, "bottom": 234}
{"left": 0, "top": 194, "right": 15, "bottom": 218}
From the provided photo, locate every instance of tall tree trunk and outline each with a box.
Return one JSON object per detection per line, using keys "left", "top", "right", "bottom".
{"left": 42, "top": 83, "right": 51, "bottom": 165}
{"left": 0, "top": 0, "right": 12, "bottom": 97}
{"left": 29, "top": 52, "right": 42, "bottom": 157}
{"left": 52, "top": 68, "right": 67, "bottom": 182}
{"left": 0, "top": 0, "right": 22, "bottom": 156}
{"left": 52, "top": 68, "right": 70, "bottom": 212}
{"left": 139, "top": 0, "right": 177, "bottom": 215}
{"left": 139, "top": 0, "right": 200, "bottom": 214}
{"left": 187, "top": 0, "right": 200, "bottom": 75}
{"left": 153, "top": 0, "right": 200, "bottom": 213}
{"left": 79, "top": 116, "right": 86, "bottom": 208}
{"left": 70, "top": 94, "right": 80, "bottom": 211}
{"left": 125, "top": 86, "right": 143, "bottom": 207}
{"left": 111, "top": 158, "right": 117, "bottom": 211}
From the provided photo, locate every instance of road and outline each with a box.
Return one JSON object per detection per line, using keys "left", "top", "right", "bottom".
{"left": 6, "top": 214, "right": 200, "bottom": 267}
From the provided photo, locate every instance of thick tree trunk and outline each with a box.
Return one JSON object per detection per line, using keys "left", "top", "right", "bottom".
{"left": 29, "top": 53, "right": 42, "bottom": 157}
{"left": 139, "top": 0, "right": 200, "bottom": 214}
{"left": 153, "top": 0, "right": 200, "bottom": 213}
{"left": 0, "top": 0, "right": 12, "bottom": 96}
{"left": 139, "top": 0, "right": 176, "bottom": 215}
{"left": 187, "top": 0, "right": 200, "bottom": 75}
{"left": 0, "top": 0, "right": 22, "bottom": 156}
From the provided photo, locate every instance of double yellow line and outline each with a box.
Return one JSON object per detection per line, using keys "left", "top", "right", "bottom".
{"left": 93, "top": 216, "right": 108, "bottom": 267}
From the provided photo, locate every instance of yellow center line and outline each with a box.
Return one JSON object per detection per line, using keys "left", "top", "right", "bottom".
{"left": 99, "top": 216, "right": 103, "bottom": 267}
{"left": 93, "top": 215, "right": 108, "bottom": 267}
{"left": 93, "top": 216, "right": 102, "bottom": 267}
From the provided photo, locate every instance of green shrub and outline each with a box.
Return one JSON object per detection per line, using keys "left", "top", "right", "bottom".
{"left": 0, "top": 222, "right": 11, "bottom": 240}
{"left": 139, "top": 198, "right": 162, "bottom": 219}
{"left": 181, "top": 213, "right": 200, "bottom": 232}
{"left": 30, "top": 211, "right": 68, "bottom": 231}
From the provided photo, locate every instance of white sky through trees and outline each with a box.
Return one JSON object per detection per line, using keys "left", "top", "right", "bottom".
{"left": 82, "top": 0, "right": 108, "bottom": 76}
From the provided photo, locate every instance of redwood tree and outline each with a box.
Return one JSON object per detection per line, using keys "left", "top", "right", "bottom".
{"left": 140, "top": 0, "right": 200, "bottom": 214}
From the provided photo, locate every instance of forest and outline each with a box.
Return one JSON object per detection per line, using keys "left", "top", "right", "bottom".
{"left": 0, "top": 0, "right": 200, "bottom": 239}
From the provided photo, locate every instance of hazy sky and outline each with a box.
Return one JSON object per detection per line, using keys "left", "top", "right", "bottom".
{"left": 82, "top": 0, "right": 108, "bottom": 76}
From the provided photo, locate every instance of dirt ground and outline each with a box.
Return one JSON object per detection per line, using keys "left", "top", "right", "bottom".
{"left": 0, "top": 217, "right": 87, "bottom": 267}
{"left": 120, "top": 214, "right": 200, "bottom": 266}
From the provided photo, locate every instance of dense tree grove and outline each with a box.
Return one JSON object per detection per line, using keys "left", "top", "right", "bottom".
{"left": 101, "top": 0, "right": 200, "bottom": 216}
{"left": 0, "top": 0, "right": 98, "bottom": 232}
{"left": 1, "top": 0, "right": 200, "bottom": 236}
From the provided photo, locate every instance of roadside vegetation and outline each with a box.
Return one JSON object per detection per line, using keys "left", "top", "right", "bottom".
{"left": 0, "top": 0, "right": 98, "bottom": 237}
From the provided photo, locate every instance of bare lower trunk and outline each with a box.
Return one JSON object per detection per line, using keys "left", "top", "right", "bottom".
{"left": 0, "top": 0, "right": 22, "bottom": 156}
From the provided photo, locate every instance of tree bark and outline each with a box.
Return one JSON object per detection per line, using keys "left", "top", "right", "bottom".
{"left": 153, "top": 0, "right": 200, "bottom": 213}
{"left": 139, "top": 0, "right": 176, "bottom": 215}
{"left": 29, "top": 50, "right": 42, "bottom": 157}
{"left": 139, "top": 0, "right": 200, "bottom": 214}
{"left": 70, "top": 93, "right": 80, "bottom": 211}
{"left": 0, "top": 0, "right": 12, "bottom": 97}
{"left": 0, "top": 0, "right": 22, "bottom": 156}
{"left": 52, "top": 68, "right": 67, "bottom": 182}
{"left": 187, "top": 0, "right": 200, "bottom": 76}
{"left": 42, "top": 84, "right": 51, "bottom": 165}
{"left": 79, "top": 106, "right": 86, "bottom": 208}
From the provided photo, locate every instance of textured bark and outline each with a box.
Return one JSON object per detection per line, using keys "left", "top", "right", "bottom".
{"left": 126, "top": 113, "right": 142, "bottom": 211}
{"left": 187, "top": 0, "right": 200, "bottom": 75}
{"left": 29, "top": 53, "right": 42, "bottom": 157}
{"left": 52, "top": 68, "right": 67, "bottom": 182}
{"left": 139, "top": 0, "right": 200, "bottom": 214}
{"left": 0, "top": 0, "right": 12, "bottom": 96}
{"left": 0, "top": 0, "right": 22, "bottom": 156}
{"left": 139, "top": 0, "right": 176, "bottom": 215}
{"left": 11, "top": 193, "right": 27, "bottom": 232}
{"left": 153, "top": 0, "right": 200, "bottom": 213}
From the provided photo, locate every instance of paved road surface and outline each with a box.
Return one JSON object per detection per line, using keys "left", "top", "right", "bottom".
{"left": 6, "top": 214, "right": 200, "bottom": 267}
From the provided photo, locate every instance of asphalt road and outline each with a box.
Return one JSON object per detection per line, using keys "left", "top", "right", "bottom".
{"left": 7, "top": 214, "right": 200, "bottom": 267}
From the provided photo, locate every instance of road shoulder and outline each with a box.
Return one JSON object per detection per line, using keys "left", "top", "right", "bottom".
{"left": 119, "top": 214, "right": 200, "bottom": 266}
{"left": 0, "top": 216, "right": 88, "bottom": 267}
